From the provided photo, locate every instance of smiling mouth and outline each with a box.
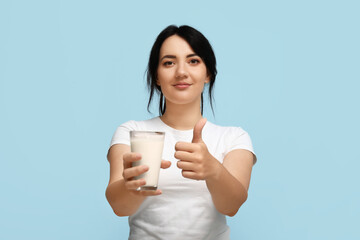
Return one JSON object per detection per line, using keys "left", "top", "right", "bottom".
{"left": 173, "top": 82, "right": 192, "bottom": 89}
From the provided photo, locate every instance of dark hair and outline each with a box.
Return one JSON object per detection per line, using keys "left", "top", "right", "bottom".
{"left": 146, "top": 25, "right": 217, "bottom": 115}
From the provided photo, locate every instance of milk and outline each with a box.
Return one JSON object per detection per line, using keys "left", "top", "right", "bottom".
{"left": 130, "top": 131, "right": 165, "bottom": 190}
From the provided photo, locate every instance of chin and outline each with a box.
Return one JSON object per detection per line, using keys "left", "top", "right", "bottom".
{"left": 165, "top": 97, "right": 200, "bottom": 106}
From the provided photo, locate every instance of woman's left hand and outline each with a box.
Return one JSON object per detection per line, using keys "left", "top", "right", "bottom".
{"left": 175, "top": 118, "right": 221, "bottom": 180}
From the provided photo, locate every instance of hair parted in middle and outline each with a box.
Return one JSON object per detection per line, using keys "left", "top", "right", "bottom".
{"left": 146, "top": 25, "right": 217, "bottom": 115}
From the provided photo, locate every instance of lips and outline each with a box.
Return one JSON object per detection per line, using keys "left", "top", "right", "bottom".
{"left": 173, "top": 82, "right": 192, "bottom": 89}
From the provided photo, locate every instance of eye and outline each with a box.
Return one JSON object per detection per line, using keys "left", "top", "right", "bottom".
{"left": 189, "top": 59, "right": 200, "bottom": 65}
{"left": 163, "top": 61, "right": 174, "bottom": 66}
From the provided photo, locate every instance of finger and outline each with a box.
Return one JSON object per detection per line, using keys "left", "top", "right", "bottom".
{"left": 177, "top": 161, "right": 197, "bottom": 171}
{"left": 123, "top": 165, "right": 149, "bottom": 179}
{"left": 160, "top": 160, "right": 171, "bottom": 169}
{"left": 181, "top": 170, "right": 202, "bottom": 180}
{"left": 192, "top": 118, "right": 207, "bottom": 143}
{"left": 174, "top": 151, "right": 193, "bottom": 162}
{"left": 175, "top": 142, "right": 197, "bottom": 152}
{"left": 138, "top": 189, "right": 163, "bottom": 196}
{"left": 124, "top": 178, "right": 146, "bottom": 190}
{"left": 123, "top": 152, "right": 142, "bottom": 163}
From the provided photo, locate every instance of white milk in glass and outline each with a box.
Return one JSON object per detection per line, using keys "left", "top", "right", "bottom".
{"left": 130, "top": 131, "right": 165, "bottom": 190}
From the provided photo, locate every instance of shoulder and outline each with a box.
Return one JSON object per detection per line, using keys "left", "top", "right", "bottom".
{"left": 110, "top": 117, "right": 161, "bottom": 147}
{"left": 117, "top": 117, "right": 160, "bottom": 131}
{"left": 204, "top": 121, "right": 256, "bottom": 163}
{"left": 204, "top": 121, "right": 249, "bottom": 138}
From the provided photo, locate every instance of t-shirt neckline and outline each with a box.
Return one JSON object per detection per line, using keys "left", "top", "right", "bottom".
{"left": 156, "top": 117, "right": 194, "bottom": 136}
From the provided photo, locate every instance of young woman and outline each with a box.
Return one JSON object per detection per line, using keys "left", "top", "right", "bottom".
{"left": 106, "top": 25, "right": 256, "bottom": 240}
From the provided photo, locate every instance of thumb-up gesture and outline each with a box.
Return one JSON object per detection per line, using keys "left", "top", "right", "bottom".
{"left": 175, "top": 118, "right": 220, "bottom": 180}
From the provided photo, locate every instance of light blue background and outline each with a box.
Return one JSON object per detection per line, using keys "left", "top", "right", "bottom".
{"left": 1, "top": 0, "right": 359, "bottom": 239}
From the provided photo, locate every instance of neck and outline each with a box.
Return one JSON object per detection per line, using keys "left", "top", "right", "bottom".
{"left": 160, "top": 99, "right": 202, "bottom": 130}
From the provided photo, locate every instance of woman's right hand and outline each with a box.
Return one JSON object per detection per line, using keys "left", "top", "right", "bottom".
{"left": 122, "top": 152, "right": 171, "bottom": 196}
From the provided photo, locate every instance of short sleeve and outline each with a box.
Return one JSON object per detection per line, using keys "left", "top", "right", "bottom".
{"left": 109, "top": 121, "right": 136, "bottom": 147}
{"left": 224, "top": 127, "right": 257, "bottom": 165}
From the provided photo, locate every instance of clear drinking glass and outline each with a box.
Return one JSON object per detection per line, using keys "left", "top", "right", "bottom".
{"left": 130, "top": 131, "right": 165, "bottom": 191}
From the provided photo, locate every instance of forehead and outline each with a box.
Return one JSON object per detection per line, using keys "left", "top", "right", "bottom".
{"left": 159, "top": 35, "right": 195, "bottom": 56}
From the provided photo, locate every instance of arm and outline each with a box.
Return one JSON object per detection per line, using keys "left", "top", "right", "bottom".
{"left": 175, "top": 118, "right": 255, "bottom": 216}
{"left": 205, "top": 149, "right": 254, "bottom": 216}
{"left": 105, "top": 144, "right": 146, "bottom": 216}
{"left": 105, "top": 144, "right": 171, "bottom": 216}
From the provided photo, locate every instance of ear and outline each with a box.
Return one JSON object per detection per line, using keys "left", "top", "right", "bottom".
{"left": 204, "top": 75, "right": 210, "bottom": 84}
{"left": 156, "top": 79, "right": 160, "bottom": 86}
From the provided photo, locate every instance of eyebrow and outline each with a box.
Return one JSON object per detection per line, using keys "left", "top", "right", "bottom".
{"left": 160, "top": 53, "right": 199, "bottom": 61}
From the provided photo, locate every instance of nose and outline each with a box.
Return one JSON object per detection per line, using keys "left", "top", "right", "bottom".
{"left": 175, "top": 62, "right": 188, "bottom": 79}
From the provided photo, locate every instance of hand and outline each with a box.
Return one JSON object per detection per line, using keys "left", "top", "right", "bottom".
{"left": 122, "top": 152, "right": 171, "bottom": 196}
{"left": 175, "top": 118, "right": 220, "bottom": 180}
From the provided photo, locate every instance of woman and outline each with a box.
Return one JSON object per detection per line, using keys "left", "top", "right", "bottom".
{"left": 106, "top": 25, "right": 256, "bottom": 240}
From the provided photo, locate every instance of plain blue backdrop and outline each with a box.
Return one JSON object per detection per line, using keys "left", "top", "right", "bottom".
{"left": 1, "top": 0, "right": 359, "bottom": 239}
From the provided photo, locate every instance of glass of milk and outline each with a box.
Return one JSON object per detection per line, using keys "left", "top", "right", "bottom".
{"left": 130, "top": 131, "right": 165, "bottom": 191}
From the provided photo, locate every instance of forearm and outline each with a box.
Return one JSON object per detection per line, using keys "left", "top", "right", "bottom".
{"left": 206, "top": 161, "right": 248, "bottom": 217}
{"left": 106, "top": 179, "right": 145, "bottom": 216}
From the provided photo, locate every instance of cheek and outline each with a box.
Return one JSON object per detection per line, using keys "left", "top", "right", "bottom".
{"left": 156, "top": 69, "right": 163, "bottom": 86}
{"left": 194, "top": 71, "right": 209, "bottom": 83}
{"left": 157, "top": 69, "right": 172, "bottom": 83}
{"left": 195, "top": 66, "right": 209, "bottom": 81}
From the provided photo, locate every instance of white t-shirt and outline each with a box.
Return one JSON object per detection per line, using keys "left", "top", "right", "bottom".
{"left": 110, "top": 117, "right": 256, "bottom": 240}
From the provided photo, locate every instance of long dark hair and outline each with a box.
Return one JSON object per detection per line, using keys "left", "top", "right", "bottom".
{"left": 146, "top": 25, "right": 217, "bottom": 115}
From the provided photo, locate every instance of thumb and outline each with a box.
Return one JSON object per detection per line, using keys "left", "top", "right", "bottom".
{"left": 192, "top": 118, "right": 207, "bottom": 143}
{"left": 161, "top": 160, "right": 171, "bottom": 169}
